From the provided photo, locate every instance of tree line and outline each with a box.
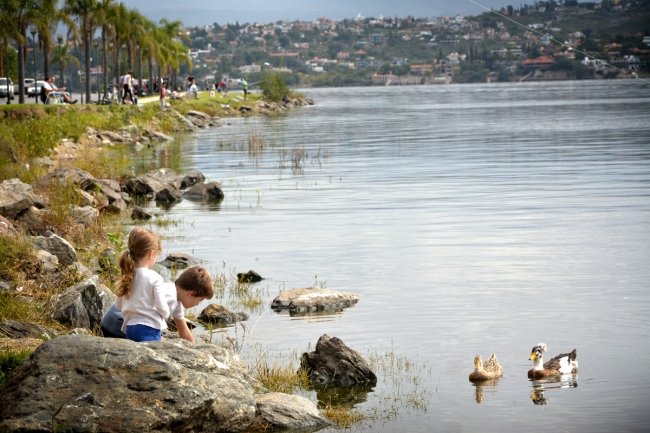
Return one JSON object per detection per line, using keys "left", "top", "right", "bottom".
{"left": 0, "top": 0, "right": 192, "bottom": 103}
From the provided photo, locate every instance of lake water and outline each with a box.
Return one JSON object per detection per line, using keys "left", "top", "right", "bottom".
{"left": 137, "top": 80, "right": 650, "bottom": 432}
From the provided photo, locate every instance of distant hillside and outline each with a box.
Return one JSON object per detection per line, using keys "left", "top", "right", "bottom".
{"left": 487, "top": 3, "right": 650, "bottom": 37}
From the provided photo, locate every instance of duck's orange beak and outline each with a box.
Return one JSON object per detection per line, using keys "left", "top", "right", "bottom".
{"left": 529, "top": 352, "right": 537, "bottom": 361}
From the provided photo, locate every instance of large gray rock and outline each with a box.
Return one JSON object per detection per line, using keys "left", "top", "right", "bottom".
{"left": 0, "top": 215, "right": 18, "bottom": 237}
{"left": 183, "top": 182, "right": 225, "bottom": 201}
{"left": 14, "top": 206, "right": 51, "bottom": 236}
{"left": 97, "top": 130, "right": 128, "bottom": 143}
{"left": 144, "top": 129, "right": 175, "bottom": 142}
{"left": 159, "top": 251, "right": 202, "bottom": 269}
{"left": 0, "top": 321, "right": 59, "bottom": 339}
{"left": 0, "top": 178, "right": 44, "bottom": 219}
{"left": 254, "top": 393, "right": 332, "bottom": 431}
{"left": 0, "top": 336, "right": 257, "bottom": 432}
{"left": 125, "top": 173, "right": 182, "bottom": 204}
{"left": 97, "top": 179, "right": 128, "bottom": 211}
{"left": 36, "top": 249, "right": 59, "bottom": 272}
{"left": 32, "top": 233, "right": 77, "bottom": 266}
{"left": 35, "top": 167, "right": 100, "bottom": 191}
{"left": 186, "top": 110, "right": 212, "bottom": 121}
{"left": 198, "top": 304, "right": 249, "bottom": 325}
{"left": 300, "top": 334, "right": 377, "bottom": 388}
{"left": 50, "top": 275, "right": 116, "bottom": 331}
{"left": 271, "top": 287, "right": 359, "bottom": 315}
{"left": 131, "top": 206, "right": 152, "bottom": 220}
{"left": 71, "top": 205, "right": 99, "bottom": 227}
{"left": 181, "top": 171, "right": 206, "bottom": 189}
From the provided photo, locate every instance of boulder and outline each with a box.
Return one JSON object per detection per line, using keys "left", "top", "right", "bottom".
{"left": 186, "top": 115, "right": 209, "bottom": 128}
{"left": 14, "top": 206, "right": 51, "bottom": 236}
{"left": 71, "top": 205, "right": 99, "bottom": 227}
{"left": 0, "top": 321, "right": 59, "bottom": 339}
{"left": 0, "top": 215, "right": 18, "bottom": 237}
{"left": 146, "top": 130, "right": 175, "bottom": 142}
{"left": 198, "top": 304, "right": 249, "bottom": 325}
{"left": 97, "top": 179, "right": 127, "bottom": 211}
{"left": 183, "top": 182, "right": 225, "bottom": 201}
{"left": 300, "top": 334, "right": 377, "bottom": 387}
{"left": 33, "top": 156, "right": 55, "bottom": 167}
{"left": 36, "top": 249, "right": 59, "bottom": 272}
{"left": 102, "top": 201, "right": 126, "bottom": 214}
{"left": 0, "top": 178, "right": 44, "bottom": 219}
{"left": 186, "top": 110, "right": 211, "bottom": 121}
{"left": 271, "top": 287, "right": 359, "bottom": 315}
{"left": 239, "top": 105, "right": 252, "bottom": 113}
{"left": 146, "top": 168, "right": 182, "bottom": 189}
{"left": 97, "top": 130, "right": 128, "bottom": 143}
{"left": 131, "top": 206, "right": 152, "bottom": 220}
{"left": 50, "top": 275, "right": 116, "bottom": 331}
{"left": 35, "top": 167, "right": 99, "bottom": 191}
{"left": 32, "top": 234, "right": 77, "bottom": 266}
{"left": 78, "top": 190, "right": 96, "bottom": 206}
{"left": 0, "top": 280, "right": 15, "bottom": 292}
{"left": 0, "top": 336, "right": 257, "bottom": 433}
{"left": 71, "top": 261, "right": 93, "bottom": 278}
{"left": 181, "top": 170, "right": 206, "bottom": 189}
{"left": 98, "top": 179, "right": 121, "bottom": 194}
{"left": 237, "top": 270, "right": 263, "bottom": 283}
{"left": 125, "top": 174, "right": 182, "bottom": 204}
{"left": 159, "top": 252, "right": 202, "bottom": 269}
{"left": 253, "top": 393, "right": 332, "bottom": 431}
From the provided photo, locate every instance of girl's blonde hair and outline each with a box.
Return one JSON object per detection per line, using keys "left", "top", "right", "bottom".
{"left": 115, "top": 227, "right": 163, "bottom": 298}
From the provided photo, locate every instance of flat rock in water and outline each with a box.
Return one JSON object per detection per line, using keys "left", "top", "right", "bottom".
{"left": 183, "top": 182, "right": 225, "bottom": 201}
{"left": 186, "top": 110, "right": 212, "bottom": 121}
{"left": 181, "top": 171, "right": 206, "bottom": 189}
{"left": 254, "top": 392, "right": 333, "bottom": 431}
{"left": 0, "top": 321, "right": 59, "bottom": 339}
{"left": 50, "top": 275, "right": 116, "bottom": 331}
{"left": 198, "top": 304, "right": 249, "bottom": 325}
{"left": 300, "top": 334, "right": 377, "bottom": 388}
{"left": 237, "top": 270, "right": 263, "bottom": 283}
{"left": 159, "top": 252, "right": 202, "bottom": 269}
{"left": 271, "top": 287, "right": 359, "bottom": 315}
{"left": 0, "top": 336, "right": 257, "bottom": 432}
{"left": 124, "top": 175, "right": 182, "bottom": 204}
{"left": 32, "top": 234, "right": 77, "bottom": 266}
{"left": 0, "top": 178, "right": 44, "bottom": 219}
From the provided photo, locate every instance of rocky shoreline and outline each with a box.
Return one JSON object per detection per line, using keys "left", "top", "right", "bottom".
{"left": 0, "top": 96, "right": 381, "bottom": 432}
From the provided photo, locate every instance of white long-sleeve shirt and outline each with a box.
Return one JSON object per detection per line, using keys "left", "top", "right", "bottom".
{"left": 115, "top": 268, "right": 184, "bottom": 333}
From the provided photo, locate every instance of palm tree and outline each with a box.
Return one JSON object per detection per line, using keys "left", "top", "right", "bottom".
{"left": 157, "top": 18, "right": 191, "bottom": 89}
{"left": 64, "top": 0, "right": 99, "bottom": 103}
{"left": 105, "top": 1, "right": 127, "bottom": 88}
{"left": 37, "top": 1, "right": 74, "bottom": 83}
{"left": 96, "top": 0, "right": 115, "bottom": 99}
{"left": 2, "top": 0, "right": 53, "bottom": 103}
{"left": 50, "top": 41, "right": 80, "bottom": 87}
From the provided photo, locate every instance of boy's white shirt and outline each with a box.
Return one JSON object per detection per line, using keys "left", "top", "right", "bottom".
{"left": 115, "top": 268, "right": 184, "bottom": 333}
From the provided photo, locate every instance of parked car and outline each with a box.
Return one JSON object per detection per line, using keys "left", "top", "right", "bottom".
{"left": 0, "top": 78, "right": 15, "bottom": 99}
{"left": 26, "top": 80, "right": 47, "bottom": 97}
{"left": 21, "top": 78, "right": 36, "bottom": 95}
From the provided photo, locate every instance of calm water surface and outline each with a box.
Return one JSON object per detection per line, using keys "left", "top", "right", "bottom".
{"left": 138, "top": 81, "right": 650, "bottom": 432}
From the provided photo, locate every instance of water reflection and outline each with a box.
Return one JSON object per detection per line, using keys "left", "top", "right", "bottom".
{"left": 470, "top": 378, "right": 501, "bottom": 404}
{"left": 530, "top": 374, "right": 578, "bottom": 406}
{"left": 310, "top": 383, "right": 376, "bottom": 409}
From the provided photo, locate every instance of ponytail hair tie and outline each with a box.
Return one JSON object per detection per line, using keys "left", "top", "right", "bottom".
{"left": 126, "top": 248, "right": 131, "bottom": 255}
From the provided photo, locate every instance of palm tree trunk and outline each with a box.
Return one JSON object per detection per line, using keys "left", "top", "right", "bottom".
{"left": 148, "top": 55, "right": 153, "bottom": 97}
{"left": 114, "top": 35, "right": 120, "bottom": 86}
{"left": 84, "top": 29, "right": 91, "bottom": 102}
{"left": 18, "top": 40, "right": 26, "bottom": 104}
{"left": 43, "top": 42, "right": 50, "bottom": 80}
{"left": 102, "top": 29, "right": 107, "bottom": 100}
{"left": 137, "top": 47, "right": 142, "bottom": 95}
{"left": 127, "top": 43, "right": 133, "bottom": 71}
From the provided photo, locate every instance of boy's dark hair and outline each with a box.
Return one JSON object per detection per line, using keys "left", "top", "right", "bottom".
{"left": 175, "top": 266, "right": 214, "bottom": 299}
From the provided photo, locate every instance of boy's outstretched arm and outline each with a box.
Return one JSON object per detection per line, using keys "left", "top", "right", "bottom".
{"left": 174, "top": 317, "right": 195, "bottom": 343}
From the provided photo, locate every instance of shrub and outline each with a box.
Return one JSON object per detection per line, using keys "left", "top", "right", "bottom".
{"left": 259, "top": 72, "right": 290, "bottom": 102}
{"left": 0, "top": 346, "right": 31, "bottom": 390}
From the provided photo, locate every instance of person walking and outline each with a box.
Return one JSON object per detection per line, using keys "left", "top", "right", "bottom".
{"left": 160, "top": 83, "right": 167, "bottom": 111}
{"left": 122, "top": 70, "right": 134, "bottom": 104}
{"left": 242, "top": 76, "right": 248, "bottom": 100}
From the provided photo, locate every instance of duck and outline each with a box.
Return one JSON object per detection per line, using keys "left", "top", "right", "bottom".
{"left": 527, "top": 343, "right": 578, "bottom": 379}
{"left": 469, "top": 353, "right": 503, "bottom": 381}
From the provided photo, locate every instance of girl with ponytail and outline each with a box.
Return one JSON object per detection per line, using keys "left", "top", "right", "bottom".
{"left": 115, "top": 227, "right": 169, "bottom": 342}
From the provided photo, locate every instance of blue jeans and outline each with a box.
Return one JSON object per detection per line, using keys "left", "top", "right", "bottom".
{"left": 126, "top": 324, "right": 162, "bottom": 342}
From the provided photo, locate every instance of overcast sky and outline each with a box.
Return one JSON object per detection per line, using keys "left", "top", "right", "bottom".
{"left": 121, "top": 0, "right": 529, "bottom": 27}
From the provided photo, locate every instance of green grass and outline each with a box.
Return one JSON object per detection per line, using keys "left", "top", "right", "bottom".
{"left": 0, "top": 346, "right": 32, "bottom": 390}
{"left": 0, "top": 236, "right": 37, "bottom": 284}
{"left": 169, "top": 90, "right": 261, "bottom": 117}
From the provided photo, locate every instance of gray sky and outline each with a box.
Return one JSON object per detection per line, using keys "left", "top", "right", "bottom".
{"left": 122, "top": 0, "right": 525, "bottom": 27}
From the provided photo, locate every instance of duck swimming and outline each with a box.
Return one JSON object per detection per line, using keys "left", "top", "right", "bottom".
{"left": 469, "top": 353, "right": 503, "bottom": 381}
{"left": 528, "top": 343, "right": 578, "bottom": 379}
